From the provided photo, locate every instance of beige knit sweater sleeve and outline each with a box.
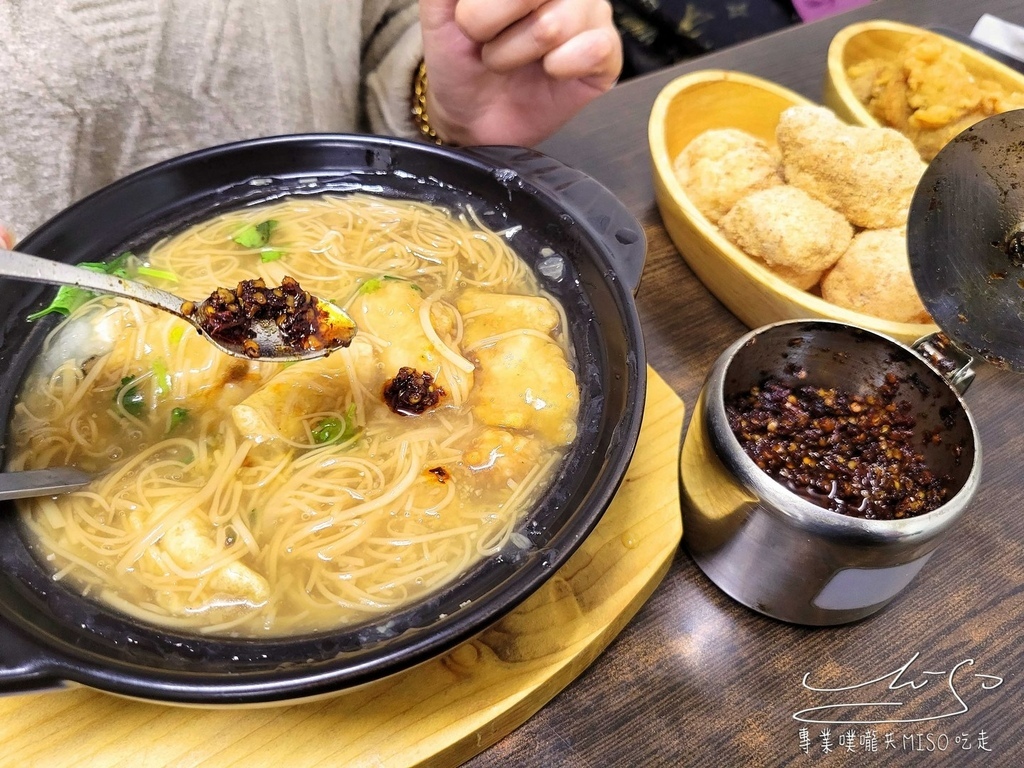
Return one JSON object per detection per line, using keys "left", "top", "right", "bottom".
{"left": 0, "top": 0, "right": 422, "bottom": 238}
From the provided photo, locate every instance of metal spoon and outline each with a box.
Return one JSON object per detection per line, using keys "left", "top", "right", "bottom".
{"left": 0, "top": 468, "right": 92, "bottom": 501}
{"left": 0, "top": 248, "right": 356, "bottom": 363}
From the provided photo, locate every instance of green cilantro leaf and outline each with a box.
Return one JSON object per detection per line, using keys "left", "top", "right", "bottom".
{"left": 116, "top": 375, "right": 146, "bottom": 418}
{"left": 152, "top": 359, "right": 172, "bottom": 398}
{"left": 233, "top": 220, "right": 278, "bottom": 248}
{"left": 26, "top": 252, "right": 174, "bottom": 321}
{"left": 358, "top": 275, "right": 420, "bottom": 295}
{"left": 311, "top": 404, "right": 359, "bottom": 444}
{"left": 135, "top": 265, "right": 178, "bottom": 282}
{"left": 169, "top": 407, "right": 189, "bottom": 431}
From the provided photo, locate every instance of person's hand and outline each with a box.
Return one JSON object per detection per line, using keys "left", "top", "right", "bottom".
{"left": 418, "top": 0, "right": 622, "bottom": 147}
{"left": 0, "top": 225, "right": 13, "bottom": 250}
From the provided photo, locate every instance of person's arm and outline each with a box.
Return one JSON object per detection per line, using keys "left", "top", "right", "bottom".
{"left": 0, "top": 226, "right": 12, "bottom": 250}
{"left": 363, "top": 1, "right": 427, "bottom": 139}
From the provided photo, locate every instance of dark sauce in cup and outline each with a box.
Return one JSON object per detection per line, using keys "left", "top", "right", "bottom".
{"left": 725, "top": 374, "right": 949, "bottom": 520}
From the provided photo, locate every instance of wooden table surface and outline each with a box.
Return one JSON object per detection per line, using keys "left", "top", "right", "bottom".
{"left": 469, "top": 1, "right": 1024, "bottom": 765}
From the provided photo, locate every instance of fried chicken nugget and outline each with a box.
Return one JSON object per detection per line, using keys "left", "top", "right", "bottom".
{"left": 776, "top": 106, "right": 926, "bottom": 229}
{"left": 821, "top": 228, "right": 930, "bottom": 323}
{"left": 720, "top": 185, "right": 853, "bottom": 275}
{"left": 673, "top": 128, "right": 783, "bottom": 224}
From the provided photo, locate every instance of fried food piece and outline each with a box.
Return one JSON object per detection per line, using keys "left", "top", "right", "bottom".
{"left": 231, "top": 338, "right": 373, "bottom": 443}
{"left": 772, "top": 264, "right": 825, "bottom": 291}
{"left": 93, "top": 309, "right": 263, "bottom": 414}
{"left": 720, "top": 185, "right": 852, "bottom": 273}
{"left": 144, "top": 511, "right": 270, "bottom": 619}
{"left": 459, "top": 291, "right": 578, "bottom": 444}
{"left": 673, "top": 128, "right": 784, "bottom": 224}
{"left": 458, "top": 291, "right": 561, "bottom": 349}
{"left": 821, "top": 228, "right": 930, "bottom": 323}
{"left": 461, "top": 427, "right": 543, "bottom": 488}
{"left": 469, "top": 334, "right": 578, "bottom": 445}
{"left": 849, "top": 33, "right": 1024, "bottom": 161}
{"left": 776, "top": 106, "right": 926, "bottom": 229}
{"left": 351, "top": 278, "right": 471, "bottom": 402}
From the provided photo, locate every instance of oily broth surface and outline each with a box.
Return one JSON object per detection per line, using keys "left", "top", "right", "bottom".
{"left": 7, "top": 193, "right": 580, "bottom": 637}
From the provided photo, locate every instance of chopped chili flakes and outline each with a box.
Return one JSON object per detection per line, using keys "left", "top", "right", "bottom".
{"left": 383, "top": 367, "right": 445, "bottom": 415}
{"left": 427, "top": 466, "right": 451, "bottom": 483}
{"left": 191, "top": 276, "right": 340, "bottom": 357}
{"left": 725, "top": 374, "right": 949, "bottom": 520}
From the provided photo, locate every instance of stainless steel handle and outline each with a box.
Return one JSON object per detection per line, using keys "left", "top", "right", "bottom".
{"left": 0, "top": 468, "right": 92, "bottom": 501}
{"left": 0, "top": 248, "right": 186, "bottom": 315}
{"left": 911, "top": 331, "right": 976, "bottom": 395}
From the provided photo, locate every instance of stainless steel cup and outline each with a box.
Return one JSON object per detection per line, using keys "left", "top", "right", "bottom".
{"left": 680, "top": 319, "right": 982, "bottom": 626}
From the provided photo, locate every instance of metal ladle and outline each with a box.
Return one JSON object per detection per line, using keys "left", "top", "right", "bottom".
{"left": 907, "top": 108, "right": 1024, "bottom": 383}
{"left": 0, "top": 248, "right": 357, "bottom": 364}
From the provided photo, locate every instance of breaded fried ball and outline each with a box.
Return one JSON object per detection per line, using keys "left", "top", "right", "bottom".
{"left": 821, "top": 228, "right": 930, "bottom": 323}
{"left": 772, "top": 264, "right": 824, "bottom": 291}
{"left": 720, "top": 185, "right": 853, "bottom": 273}
{"left": 776, "top": 106, "right": 926, "bottom": 229}
{"left": 673, "top": 128, "right": 783, "bottom": 224}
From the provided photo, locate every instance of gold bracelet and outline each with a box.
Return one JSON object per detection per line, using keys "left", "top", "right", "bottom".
{"left": 412, "top": 60, "right": 443, "bottom": 146}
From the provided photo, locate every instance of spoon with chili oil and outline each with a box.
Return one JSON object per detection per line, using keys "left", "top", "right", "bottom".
{"left": 0, "top": 248, "right": 357, "bottom": 363}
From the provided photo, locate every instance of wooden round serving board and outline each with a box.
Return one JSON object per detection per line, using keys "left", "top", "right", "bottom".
{"left": 0, "top": 368, "right": 684, "bottom": 768}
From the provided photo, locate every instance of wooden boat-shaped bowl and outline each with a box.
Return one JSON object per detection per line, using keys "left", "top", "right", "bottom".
{"left": 648, "top": 69, "right": 938, "bottom": 344}
{"left": 824, "top": 19, "right": 1024, "bottom": 132}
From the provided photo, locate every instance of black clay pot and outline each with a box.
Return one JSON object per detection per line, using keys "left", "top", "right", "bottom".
{"left": 0, "top": 135, "right": 647, "bottom": 705}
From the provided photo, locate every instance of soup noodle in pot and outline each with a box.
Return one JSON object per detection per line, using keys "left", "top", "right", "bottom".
{"left": 7, "top": 193, "right": 580, "bottom": 638}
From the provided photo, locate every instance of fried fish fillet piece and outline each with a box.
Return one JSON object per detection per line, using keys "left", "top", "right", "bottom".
{"left": 821, "top": 227, "right": 931, "bottom": 323}
{"left": 461, "top": 427, "right": 543, "bottom": 488}
{"left": 141, "top": 510, "right": 270, "bottom": 620}
{"left": 352, "top": 278, "right": 463, "bottom": 391}
{"left": 848, "top": 33, "right": 1024, "bottom": 161}
{"left": 231, "top": 338, "right": 374, "bottom": 443}
{"left": 458, "top": 292, "right": 578, "bottom": 446}
{"left": 458, "top": 291, "right": 561, "bottom": 348}
{"left": 468, "top": 333, "right": 578, "bottom": 445}
{"left": 776, "top": 106, "right": 926, "bottom": 229}
{"left": 720, "top": 185, "right": 853, "bottom": 275}
{"left": 673, "top": 128, "right": 784, "bottom": 224}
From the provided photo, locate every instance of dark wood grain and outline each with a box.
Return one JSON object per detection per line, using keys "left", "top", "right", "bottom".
{"left": 470, "top": 1, "right": 1024, "bottom": 765}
